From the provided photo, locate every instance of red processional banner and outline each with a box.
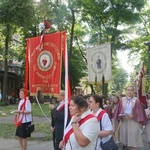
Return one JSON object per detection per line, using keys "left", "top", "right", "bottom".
{"left": 134, "top": 61, "right": 146, "bottom": 107}
{"left": 26, "top": 31, "right": 66, "bottom": 96}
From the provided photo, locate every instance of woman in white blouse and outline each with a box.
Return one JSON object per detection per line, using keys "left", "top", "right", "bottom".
{"left": 88, "top": 94, "right": 113, "bottom": 150}
{"left": 59, "top": 95, "right": 99, "bottom": 150}
{"left": 14, "top": 88, "right": 32, "bottom": 150}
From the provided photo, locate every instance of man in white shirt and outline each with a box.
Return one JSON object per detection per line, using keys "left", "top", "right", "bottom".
{"left": 0, "top": 89, "right": 2, "bottom": 101}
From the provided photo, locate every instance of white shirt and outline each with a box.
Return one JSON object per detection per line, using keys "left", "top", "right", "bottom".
{"left": 0, "top": 92, "right": 2, "bottom": 100}
{"left": 124, "top": 100, "right": 132, "bottom": 115}
{"left": 57, "top": 100, "right": 65, "bottom": 110}
{"left": 95, "top": 108, "right": 113, "bottom": 150}
{"left": 65, "top": 109, "right": 99, "bottom": 150}
{"left": 18, "top": 99, "right": 32, "bottom": 123}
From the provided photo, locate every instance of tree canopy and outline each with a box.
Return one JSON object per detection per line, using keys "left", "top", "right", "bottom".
{"left": 0, "top": 0, "right": 150, "bottom": 98}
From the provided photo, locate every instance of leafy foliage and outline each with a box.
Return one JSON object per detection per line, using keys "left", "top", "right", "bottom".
{"left": 0, "top": 0, "right": 150, "bottom": 96}
{"left": 0, "top": 0, "right": 36, "bottom": 26}
{"left": 108, "top": 56, "right": 128, "bottom": 92}
{"left": 126, "top": 1, "right": 150, "bottom": 92}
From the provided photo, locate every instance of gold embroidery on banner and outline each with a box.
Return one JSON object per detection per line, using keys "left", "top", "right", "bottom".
{"left": 29, "top": 34, "right": 63, "bottom": 95}
{"left": 37, "top": 50, "right": 53, "bottom": 71}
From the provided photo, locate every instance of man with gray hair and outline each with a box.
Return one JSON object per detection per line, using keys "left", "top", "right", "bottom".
{"left": 49, "top": 90, "right": 70, "bottom": 150}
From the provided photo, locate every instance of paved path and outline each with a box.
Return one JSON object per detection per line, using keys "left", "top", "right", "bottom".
{"left": 0, "top": 115, "right": 53, "bottom": 150}
{"left": 0, "top": 116, "right": 51, "bottom": 124}
{"left": 0, "top": 138, "right": 54, "bottom": 150}
{"left": 0, "top": 115, "right": 149, "bottom": 150}
{"left": 0, "top": 138, "right": 149, "bottom": 150}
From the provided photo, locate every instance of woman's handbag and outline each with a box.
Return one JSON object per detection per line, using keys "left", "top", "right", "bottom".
{"left": 25, "top": 113, "right": 35, "bottom": 134}
{"left": 100, "top": 137, "right": 118, "bottom": 150}
{"left": 100, "top": 120, "right": 118, "bottom": 150}
{"left": 26, "top": 122, "right": 34, "bottom": 134}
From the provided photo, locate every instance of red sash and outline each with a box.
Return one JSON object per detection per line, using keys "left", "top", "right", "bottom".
{"left": 97, "top": 110, "right": 106, "bottom": 121}
{"left": 14, "top": 100, "right": 27, "bottom": 127}
{"left": 57, "top": 104, "right": 65, "bottom": 111}
{"left": 64, "top": 114, "right": 95, "bottom": 145}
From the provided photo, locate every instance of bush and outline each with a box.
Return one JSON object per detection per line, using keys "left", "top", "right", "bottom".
{"left": 0, "top": 101, "right": 9, "bottom": 106}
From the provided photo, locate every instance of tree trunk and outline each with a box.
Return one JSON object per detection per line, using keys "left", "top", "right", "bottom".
{"left": 2, "top": 25, "right": 10, "bottom": 103}
{"left": 104, "top": 83, "right": 108, "bottom": 99}
{"left": 69, "top": 8, "right": 75, "bottom": 92}
{"left": 90, "top": 84, "right": 95, "bottom": 94}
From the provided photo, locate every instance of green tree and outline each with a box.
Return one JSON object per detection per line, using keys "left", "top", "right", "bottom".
{"left": 0, "top": 0, "right": 147, "bottom": 99}
{"left": 109, "top": 55, "right": 128, "bottom": 93}
{"left": 79, "top": 0, "right": 145, "bottom": 96}
{"left": 46, "top": 0, "right": 87, "bottom": 92}
{"left": 0, "top": 0, "right": 36, "bottom": 103}
{"left": 109, "top": 67, "right": 128, "bottom": 92}
{"left": 127, "top": 0, "right": 150, "bottom": 93}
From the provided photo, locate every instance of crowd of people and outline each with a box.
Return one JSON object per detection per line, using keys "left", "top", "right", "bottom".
{"left": 13, "top": 86, "right": 150, "bottom": 150}
{"left": 49, "top": 86, "right": 150, "bottom": 150}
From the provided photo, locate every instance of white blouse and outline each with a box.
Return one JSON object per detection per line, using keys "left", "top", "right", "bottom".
{"left": 18, "top": 99, "right": 32, "bottom": 123}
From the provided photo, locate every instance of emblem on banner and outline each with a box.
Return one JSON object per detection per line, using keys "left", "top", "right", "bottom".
{"left": 37, "top": 51, "right": 53, "bottom": 71}
{"left": 91, "top": 51, "right": 106, "bottom": 74}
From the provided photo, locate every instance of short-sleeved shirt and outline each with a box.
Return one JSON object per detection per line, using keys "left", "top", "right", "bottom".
{"left": 124, "top": 101, "right": 132, "bottom": 115}
{"left": 96, "top": 109, "right": 113, "bottom": 150}
{"left": 65, "top": 110, "right": 99, "bottom": 150}
{"left": 18, "top": 99, "right": 32, "bottom": 123}
{"left": 0, "top": 93, "right": 2, "bottom": 100}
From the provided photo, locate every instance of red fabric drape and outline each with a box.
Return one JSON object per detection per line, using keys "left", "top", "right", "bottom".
{"left": 61, "top": 31, "right": 72, "bottom": 100}
{"left": 138, "top": 71, "right": 146, "bottom": 107}
{"left": 27, "top": 32, "right": 63, "bottom": 96}
{"left": 14, "top": 40, "right": 29, "bottom": 126}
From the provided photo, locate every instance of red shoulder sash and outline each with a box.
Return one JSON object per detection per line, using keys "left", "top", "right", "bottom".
{"left": 14, "top": 100, "right": 26, "bottom": 127}
{"left": 57, "top": 104, "right": 65, "bottom": 111}
{"left": 97, "top": 110, "right": 106, "bottom": 121}
{"left": 64, "top": 114, "right": 95, "bottom": 144}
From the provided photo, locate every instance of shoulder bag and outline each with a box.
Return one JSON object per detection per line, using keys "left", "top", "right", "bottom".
{"left": 100, "top": 119, "right": 118, "bottom": 150}
{"left": 25, "top": 112, "right": 35, "bottom": 134}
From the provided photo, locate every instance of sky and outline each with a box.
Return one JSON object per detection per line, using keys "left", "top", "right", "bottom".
{"left": 117, "top": 50, "right": 134, "bottom": 74}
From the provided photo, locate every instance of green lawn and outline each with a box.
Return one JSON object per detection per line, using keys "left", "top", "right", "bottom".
{"left": 0, "top": 123, "right": 53, "bottom": 141}
{"left": 31, "top": 103, "right": 51, "bottom": 117}
{"left": 0, "top": 103, "right": 53, "bottom": 140}
{"left": 0, "top": 105, "right": 16, "bottom": 116}
{"left": 0, "top": 103, "right": 51, "bottom": 117}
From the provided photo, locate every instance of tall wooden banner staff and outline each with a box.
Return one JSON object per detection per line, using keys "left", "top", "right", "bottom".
{"left": 27, "top": 29, "right": 68, "bottom": 149}
{"left": 114, "top": 120, "right": 121, "bottom": 141}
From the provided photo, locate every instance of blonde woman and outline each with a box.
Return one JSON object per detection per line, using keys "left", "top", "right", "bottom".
{"left": 114, "top": 85, "right": 147, "bottom": 150}
{"left": 14, "top": 88, "right": 32, "bottom": 150}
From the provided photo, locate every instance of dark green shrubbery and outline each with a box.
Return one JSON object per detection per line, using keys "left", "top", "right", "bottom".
{"left": 0, "top": 101, "right": 9, "bottom": 106}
